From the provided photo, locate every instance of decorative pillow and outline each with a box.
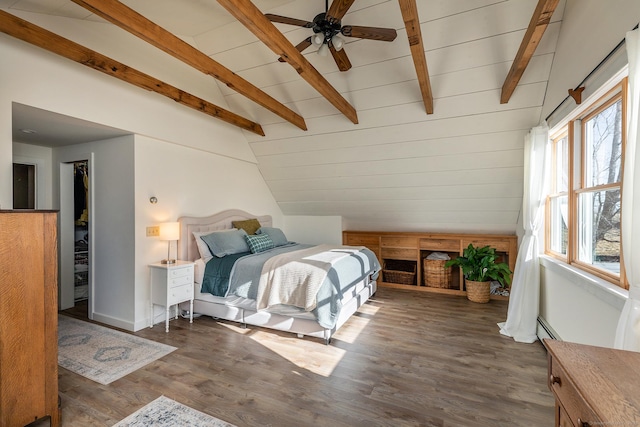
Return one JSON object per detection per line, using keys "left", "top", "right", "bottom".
{"left": 201, "top": 228, "right": 250, "bottom": 258}
{"left": 192, "top": 231, "right": 215, "bottom": 259}
{"left": 232, "top": 218, "right": 261, "bottom": 235}
{"left": 245, "top": 233, "right": 274, "bottom": 254}
{"left": 256, "top": 227, "right": 288, "bottom": 247}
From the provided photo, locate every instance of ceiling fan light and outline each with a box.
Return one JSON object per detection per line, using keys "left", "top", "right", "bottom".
{"left": 317, "top": 42, "right": 329, "bottom": 57}
{"left": 331, "top": 35, "right": 344, "bottom": 51}
{"left": 312, "top": 33, "right": 324, "bottom": 46}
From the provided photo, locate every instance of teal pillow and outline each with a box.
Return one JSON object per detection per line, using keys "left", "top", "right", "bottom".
{"left": 257, "top": 227, "right": 288, "bottom": 247}
{"left": 201, "top": 229, "right": 250, "bottom": 258}
{"left": 245, "top": 233, "right": 274, "bottom": 253}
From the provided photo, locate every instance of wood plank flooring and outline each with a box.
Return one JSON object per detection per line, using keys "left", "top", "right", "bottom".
{"left": 55, "top": 288, "right": 554, "bottom": 426}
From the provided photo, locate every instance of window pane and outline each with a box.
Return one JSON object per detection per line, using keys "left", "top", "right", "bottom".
{"left": 549, "top": 195, "right": 568, "bottom": 255}
{"left": 584, "top": 100, "right": 623, "bottom": 187}
{"left": 577, "top": 188, "right": 620, "bottom": 274}
{"left": 555, "top": 136, "right": 569, "bottom": 193}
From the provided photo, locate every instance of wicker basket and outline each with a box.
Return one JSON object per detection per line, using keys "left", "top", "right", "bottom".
{"left": 423, "top": 258, "right": 452, "bottom": 288}
{"left": 466, "top": 280, "right": 491, "bottom": 303}
{"left": 383, "top": 260, "right": 416, "bottom": 285}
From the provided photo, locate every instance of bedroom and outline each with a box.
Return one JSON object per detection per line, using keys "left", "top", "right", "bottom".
{"left": 1, "top": 0, "right": 640, "bottom": 425}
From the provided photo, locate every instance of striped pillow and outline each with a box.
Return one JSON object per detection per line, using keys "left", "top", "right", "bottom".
{"left": 245, "top": 233, "right": 274, "bottom": 253}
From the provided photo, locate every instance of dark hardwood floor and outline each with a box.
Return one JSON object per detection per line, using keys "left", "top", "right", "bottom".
{"left": 56, "top": 288, "right": 554, "bottom": 426}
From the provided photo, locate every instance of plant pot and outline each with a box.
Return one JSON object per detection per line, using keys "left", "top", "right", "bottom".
{"left": 465, "top": 280, "right": 491, "bottom": 303}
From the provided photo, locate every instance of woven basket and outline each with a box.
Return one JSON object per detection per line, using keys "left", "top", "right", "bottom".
{"left": 423, "top": 258, "right": 452, "bottom": 288}
{"left": 466, "top": 280, "right": 491, "bottom": 303}
{"left": 383, "top": 260, "right": 416, "bottom": 285}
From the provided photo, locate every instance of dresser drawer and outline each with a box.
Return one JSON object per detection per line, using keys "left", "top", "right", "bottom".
{"left": 549, "top": 357, "right": 601, "bottom": 427}
{"left": 381, "top": 248, "right": 418, "bottom": 259}
{"left": 462, "top": 239, "right": 511, "bottom": 252}
{"left": 557, "top": 404, "right": 573, "bottom": 427}
{"left": 381, "top": 236, "right": 417, "bottom": 248}
{"left": 167, "top": 283, "right": 193, "bottom": 305}
{"left": 345, "top": 234, "right": 379, "bottom": 246}
{"left": 420, "top": 238, "right": 460, "bottom": 251}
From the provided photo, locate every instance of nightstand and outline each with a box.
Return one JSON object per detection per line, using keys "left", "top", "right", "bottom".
{"left": 149, "top": 260, "right": 195, "bottom": 332}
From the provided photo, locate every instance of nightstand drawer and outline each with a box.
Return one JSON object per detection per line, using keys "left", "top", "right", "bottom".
{"left": 168, "top": 272, "right": 193, "bottom": 288}
{"left": 169, "top": 267, "right": 192, "bottom": 279}
{"left": 168, "top": 283, "right": 193, "bottom": 305}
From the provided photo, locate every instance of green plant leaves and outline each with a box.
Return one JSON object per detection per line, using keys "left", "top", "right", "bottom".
{"left": 444, "top": 243, "right": 513, "bottom": 287}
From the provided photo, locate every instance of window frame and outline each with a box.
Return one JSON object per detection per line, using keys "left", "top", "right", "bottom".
{"left": 545, "top": 78, "right": 628, "bottom": 289}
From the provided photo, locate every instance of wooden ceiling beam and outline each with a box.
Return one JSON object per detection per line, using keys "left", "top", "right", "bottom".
{"left": 70, "top": 0, "right": 306, "bottom": 131}
{"left": 398, "top": 0, "right": 433, "bottom": 114}
{"left": 216, "top": 0, "right": 359, "bottom": 125}
{"left": 0, "top": 10, "right": 264, "bottom": 136}
{"left": 501, "top": 0, "right": 560, "bottom": 104}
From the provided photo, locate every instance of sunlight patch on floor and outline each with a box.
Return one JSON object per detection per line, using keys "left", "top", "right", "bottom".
{"left": 250, "top": 330, "right": 346, "bottom": 377}
{"left": 216, "top": 321, "right": 252, "bottom": 334}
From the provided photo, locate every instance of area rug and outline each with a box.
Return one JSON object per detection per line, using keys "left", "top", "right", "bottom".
{"left": 58, "top": 315, "right": 176, "bottom": 385}
{"left": 113, "top": 396, "right": 236, "bottom": 427}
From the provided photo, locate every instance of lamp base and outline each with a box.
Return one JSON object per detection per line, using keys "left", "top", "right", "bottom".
{"left": 161, "top": 259, "right": 177, "bottom": 264}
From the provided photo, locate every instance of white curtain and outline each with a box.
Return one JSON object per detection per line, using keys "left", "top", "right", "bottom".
{"left": 498, "top": 122, "right": 549, "bottom": 343}
{"left": 615, "top": 28, "right": 640, "bottom": 351}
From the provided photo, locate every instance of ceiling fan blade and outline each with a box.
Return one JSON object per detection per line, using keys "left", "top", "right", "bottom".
{"left": 326, "top": 0, "right": 356, "bottom": 23}
{"left": 278, "top": 37, "right": 313, "bottom": 62}
{"left": 341, "top": 25, "right": 397, "bottom": 42}
{"left": 329, "top": 44, "right": 352, "bottom": 72}
{"left": 265, "top": 13, "right": 314, "bottom": 28}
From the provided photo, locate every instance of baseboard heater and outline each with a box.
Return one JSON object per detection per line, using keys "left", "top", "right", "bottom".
{"left": 537, "top": 316, "right": 559, "bottom": 341}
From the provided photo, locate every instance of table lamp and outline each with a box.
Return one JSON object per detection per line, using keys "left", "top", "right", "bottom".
{"left": 159, "top": 221, "right": 180, "bottom": 264}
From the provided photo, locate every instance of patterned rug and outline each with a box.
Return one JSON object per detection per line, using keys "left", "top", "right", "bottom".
{"left": 113, "top": 396, "right": 236, "bottom": 427}
{"left": 58, "top": 315, "right": 176, "bottom": 385}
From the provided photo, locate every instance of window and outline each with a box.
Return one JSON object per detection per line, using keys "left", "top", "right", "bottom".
{"left": 546, "top": 80, "right": 627, "bottom": 288}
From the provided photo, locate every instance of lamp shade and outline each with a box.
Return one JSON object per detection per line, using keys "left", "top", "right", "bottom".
{"left": 331, "top": 34, "right": 344, "bottom": 51}
{"left": 317, "top": 43, "right": 329, "bottom": 57}
{"left": 312, "top": 33, "right": 324, "bottom": 46}
{"left": 159, "top": 222, "right": 180, "bottom": 241}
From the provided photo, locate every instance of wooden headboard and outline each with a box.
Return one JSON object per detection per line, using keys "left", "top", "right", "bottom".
{"left": 177, "top": 209, "right": 272, "bottom": 261}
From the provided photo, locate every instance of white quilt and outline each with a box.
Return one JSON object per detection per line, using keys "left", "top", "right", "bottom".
{"left": 255, "top": 244, "right": 363, "bottom": 312}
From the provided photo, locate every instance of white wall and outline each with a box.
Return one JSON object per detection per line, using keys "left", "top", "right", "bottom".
{"left": 542, "top": 0, "right": 640, "bottom": 119}
{"left": 54, "top": 136, "right": 136, "bottom": 329}
{"left": 538, "top": 0, "right": 640, "bottom": 347}
{"left": 540, "top": 257, "right": 626, "bottom": 347}
{"left": 0, "top": 21, "right": 256, "bottom": 211}
{"left": 283, "top": 215, "right": 343, "bottom": 246}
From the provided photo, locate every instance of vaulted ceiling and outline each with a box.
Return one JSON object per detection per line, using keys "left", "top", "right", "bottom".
{"left": 2, "top": 0, "right": 565, "bottom": 233}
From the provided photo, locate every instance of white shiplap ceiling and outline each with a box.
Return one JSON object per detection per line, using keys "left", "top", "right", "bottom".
{"left": 4, "top": 0, "right": 565, "bottom": 233}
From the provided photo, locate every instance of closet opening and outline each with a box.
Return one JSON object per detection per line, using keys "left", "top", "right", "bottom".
{"left": 73, "top": 161, "right": 89, "bottom": 308}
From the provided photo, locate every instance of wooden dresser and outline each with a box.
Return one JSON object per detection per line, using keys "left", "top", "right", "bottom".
{"left": 0, "top": 211, "right": 60, "bottom": 426}
{"left": 343, "top": 230, "right": 517, "bottom": 297}
{"left": 545, "top": 338, "right": 640, "bottom": 426}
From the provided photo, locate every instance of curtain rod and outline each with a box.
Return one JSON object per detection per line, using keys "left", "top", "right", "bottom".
{"left": 545, "top": 22, "right": 639, "bottom": 122}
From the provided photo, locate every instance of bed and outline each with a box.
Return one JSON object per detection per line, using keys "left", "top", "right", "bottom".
{"left": 177, "top": 209, "right": 380, "bottom": 344}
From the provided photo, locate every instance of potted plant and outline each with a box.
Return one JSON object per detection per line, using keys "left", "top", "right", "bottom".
{"left": 444, "top": 244, "right": 513, "bottom": 303}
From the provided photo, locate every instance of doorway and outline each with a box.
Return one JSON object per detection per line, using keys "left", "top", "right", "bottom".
{"left": 13, "top": 163, "right": 36, "bottom": 209}
{"left": 59, "top": 158, "right": 92, "bottom": 319}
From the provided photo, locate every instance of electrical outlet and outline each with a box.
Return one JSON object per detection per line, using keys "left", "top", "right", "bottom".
{"left": 146, "top": 226, "right": 160, "bottom": 237}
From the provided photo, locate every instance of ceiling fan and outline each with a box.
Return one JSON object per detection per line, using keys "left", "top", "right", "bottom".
{"left": 265, "top": 0, "right": 397, "bottom": 72}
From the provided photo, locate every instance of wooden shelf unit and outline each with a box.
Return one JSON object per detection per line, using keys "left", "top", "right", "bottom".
{"left": 343, "top": 230, "right": 518, "bottom": 297}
